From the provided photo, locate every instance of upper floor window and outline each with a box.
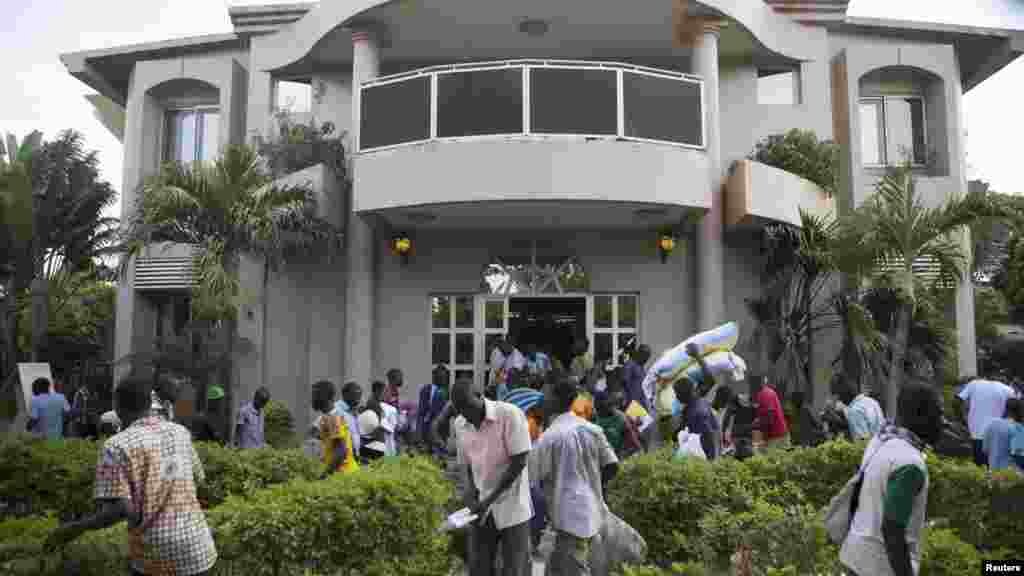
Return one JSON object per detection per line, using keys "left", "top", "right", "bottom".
{"left": 859, "top": 96, "right": 926, "bottom": 166}
{"left": 757, "top": 68, "right": 800, "bottom": 105}
{"left": 165, "top": 108, "right": 220, "bottom": 164}
{"left": 275, "top": 80, "right": 312, "bottom": 113}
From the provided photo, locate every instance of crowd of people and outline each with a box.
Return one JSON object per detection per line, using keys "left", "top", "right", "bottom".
{"left": 22, "top": 333, "right": 1024, "bottom": 576}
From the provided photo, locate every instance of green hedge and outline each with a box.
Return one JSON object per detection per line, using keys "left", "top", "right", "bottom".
{"left": 606, "top": 440, "right": 1024, "bottom": 569}
{"left": 0, "top": 456, "right": 453, "bottom": 576}
{"left": 0, "top": 435, "right": 319, "bottom": 519}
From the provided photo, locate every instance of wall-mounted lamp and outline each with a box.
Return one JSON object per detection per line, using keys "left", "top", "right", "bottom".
{"left": 391, "top": 233, "right": 413, "bottom": 266}
{"left": 657, "top": 232, "right": 676, "bottom": 263}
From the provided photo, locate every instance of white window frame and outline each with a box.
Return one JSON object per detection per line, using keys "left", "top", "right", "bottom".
{"left": 590, "top": 293, "right": 640, "bottom": 369}
{"left": 429, "top": 294, "right": 478, "bottom": 388}
{"left": 163, "top": 106, "right": 220, "bottom": 165}
{"left": 859, "top": 95, "right": 927, "bottom": 168}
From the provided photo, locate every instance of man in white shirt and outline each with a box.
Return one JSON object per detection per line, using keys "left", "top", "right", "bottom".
{"left": 489, "top": 336, "right": 526, "bottom": 400}
{"left": 451, "top": 377, "right": 532, "bottom": 576}
{"left": 369, "top": 380, "right": 400, "bottom": 455}
{"left": 957, "top": 375, "right": 1019, "bottom": 466}
{"left": 530, "top": 378, "right": 619, "bottom": 575}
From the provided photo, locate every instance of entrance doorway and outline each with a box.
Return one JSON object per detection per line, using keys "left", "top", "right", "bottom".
{"left": 508, "top": 297, "right": 586, "bottom": 370}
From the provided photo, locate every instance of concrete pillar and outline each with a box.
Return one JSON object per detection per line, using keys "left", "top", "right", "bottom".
{"left": 693, "top": 21, "right": 726, "bottom": 331}
{"left": 950, "top": 54, "right": 977, "bottom": 378}
{"left": 247, "top": 35, "right": 276, "bottom": 144}
{"left": 343, "top": 30, "right": 380, "bottom": 386}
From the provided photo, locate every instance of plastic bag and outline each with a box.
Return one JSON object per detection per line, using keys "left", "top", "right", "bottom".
{"left": 673, "top": 429, "right": 707, "bottom": 460}
{"left": 591, "top": 510, "right": 647, "bottom": 576}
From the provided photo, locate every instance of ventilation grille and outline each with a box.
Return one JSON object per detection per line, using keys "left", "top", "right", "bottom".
{"left": 875, "top": 255, "right": 956, "bottom": 288}
{"left": 134, "top": 252, "right": 198, "bottom": 290}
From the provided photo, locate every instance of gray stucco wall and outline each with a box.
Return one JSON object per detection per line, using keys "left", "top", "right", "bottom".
{"left": 373, "top": 228, "right": 693, "bottom": 404}
{"left": 718, "top": 55, "right": 833, "bottom": 170}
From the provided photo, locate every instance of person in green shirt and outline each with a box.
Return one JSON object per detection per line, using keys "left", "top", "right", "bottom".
{"left": 594, "top": 390, "right": 626, "bottom": 456}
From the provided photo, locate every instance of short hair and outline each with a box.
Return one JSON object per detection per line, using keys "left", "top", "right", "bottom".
{"left": 552, "top": 378, "right": 578, "bottom": 412}
{"left": 32, "top": 378, "right": 50, "bottom": 395}
{"left": 386, "top": 368, "right": 401, "bottom": 380}
{"left": 342, "top": 381, "right": 361, "bottom": 394}
{"left": 1006, "top": 398, "right": 1023, "bottom": 420}
{"left": 312, "top": 380, "right": 336, "bottom": 411}
{"left": 897, "top": 384, "right": 942, "bottom": 442}
{"left": 254, "top": 387, "right": 270, "bottom": 402}
{"left": 451, "top": 377, "right": 476, "bottom": 400}
{"left": 636, "top": 344, "right": 652, "bottom": 357}
{"left": 116, "top": 377, "right": 153, "bottom": 414}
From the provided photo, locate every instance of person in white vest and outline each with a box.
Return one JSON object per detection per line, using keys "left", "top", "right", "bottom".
{"left": 839, "top": 384, "right": 943, "bottom": 576}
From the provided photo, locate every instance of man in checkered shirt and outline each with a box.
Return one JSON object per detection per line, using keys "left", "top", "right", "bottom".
{"left": 46, "top": 376, "right": 217, "bottom": 575}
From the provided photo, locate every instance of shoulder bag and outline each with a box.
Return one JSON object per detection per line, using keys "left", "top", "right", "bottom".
{"left": 821, "top": 438, "right": 890, "bottom": 544}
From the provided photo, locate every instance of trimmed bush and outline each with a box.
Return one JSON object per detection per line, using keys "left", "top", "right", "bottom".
{"left": 193, "top": 441, "right": 319, "bottom": 508}
{"left": 0, "top": 435, "right": 318, "bottom": 519}
{"left": 263, "top": 399, "right": 298, "bottom": 448}
{"left": 0, "top": 456, "right": 452, "bottom": 576}
{"left": 0, "top": 436, "right": 101, "bottom": 521}
{"left": 208, "top": 455, "right": 453, "bottom": 575}
{"left": 606, "top": 450, "right": 756, "bottom": 562}
{"left": 0, "top": 515, "right": 127, "bottom": 576}
{"left": 920, "top": 527, "right": 982, "bottom": 576}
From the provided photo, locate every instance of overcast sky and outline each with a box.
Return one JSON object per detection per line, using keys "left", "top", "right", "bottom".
{"left": 2, "top": 0, "right": 1023, "bottom": 224}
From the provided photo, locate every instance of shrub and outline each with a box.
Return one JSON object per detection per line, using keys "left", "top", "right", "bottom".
{"left": 743, "top": 440, "right": 865, "bottom": 509}
{"left": 208, "top": 455, "right": 453, "bottom": 576}
{"left": 1, "top": 456, "right": 452, "bottom": 576}
{"left": 0, "top": 435, "right": 318, "bottom": 518}
{"left": 263, "top": 399, "right": 297, "bottom": 448}
{"left": 920, "top": 527, "right": 981, "bottom": 576}
{"left": 0, "top": 515, "right": 127, "bottom": 576}
{"left": 696, "top": 501, "right": 839, "bottom": 575}
{"left": 0, "top": 435, "right": 101, "bottom": 521}
{"left": 748, "top": 129, "right": 839, "bottom": 197}
{"left": 193, "top": 441, "right": 319, "bottom": 508}
{"left": 606, "top": 450, "right": 755, "bottom": 563}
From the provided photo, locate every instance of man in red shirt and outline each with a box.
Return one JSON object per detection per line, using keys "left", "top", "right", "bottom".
{"left": 753, "top": 375, "right": 789, "bottom": 451}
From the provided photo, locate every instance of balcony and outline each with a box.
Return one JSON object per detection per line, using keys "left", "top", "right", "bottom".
{"left": 725, "top": 159, "right": 835, "bottom": 228}
{"left": 353, "top": 60, "right": 709, "bottom": 215}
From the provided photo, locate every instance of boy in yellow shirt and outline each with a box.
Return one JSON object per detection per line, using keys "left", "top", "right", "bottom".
{"left": 312, "top": 380, "right": 358, "bottom": 477}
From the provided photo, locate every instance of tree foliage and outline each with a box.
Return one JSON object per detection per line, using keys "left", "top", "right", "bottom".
{"left": 749, "top": 129, "right": 839, "bottom": 197}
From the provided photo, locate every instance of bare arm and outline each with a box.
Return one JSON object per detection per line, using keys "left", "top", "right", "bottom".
{"left": 473, "top": 452, "right": 527, "bottom": 515}
{"left": 45, "top": 499, "right": 128, "bottom": 551}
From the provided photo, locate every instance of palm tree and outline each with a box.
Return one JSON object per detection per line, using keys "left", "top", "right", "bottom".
{"left": 838, "top": 164, "right": 1010, "bottom": 414}
{"left": 112, "top": 144, "right": 344, "bottom": 441}
{"left": 0, "top": 131, "right": 42, "bottom": 418}
{"left": 743, "top": 209, "right": 841, "bottom": 402}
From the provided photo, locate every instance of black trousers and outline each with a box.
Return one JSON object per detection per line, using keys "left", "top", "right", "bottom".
{"left": 471, "top": 514, "right": 531, "bottom": 576}
{"left": 973, "top": 439, "right": 987, "bottom": 467}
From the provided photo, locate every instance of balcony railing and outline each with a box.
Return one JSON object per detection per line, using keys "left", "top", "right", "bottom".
{"left": 358, "top": 59, "right": 705, "bottom": 153}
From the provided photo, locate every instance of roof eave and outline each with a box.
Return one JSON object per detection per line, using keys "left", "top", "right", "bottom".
{"left": 839, "top": 16, "right": 1024, "bottom": 92}
{"left": 59, "top": 32, "right": 243, "bottom": 105}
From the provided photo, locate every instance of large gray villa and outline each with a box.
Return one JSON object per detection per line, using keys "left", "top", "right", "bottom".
{"left": 60, "top": 0, "right": 1023, "bottom": 426}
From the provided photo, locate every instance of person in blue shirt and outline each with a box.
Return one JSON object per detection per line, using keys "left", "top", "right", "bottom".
{"left": 418, "top": 365, "right": 450, "bottom": 453}
{"left": 990, "top": 398, "right": 1023, "bottom": 471}
{"left": 27, "top": 377, "right": 70, "bottom": 440}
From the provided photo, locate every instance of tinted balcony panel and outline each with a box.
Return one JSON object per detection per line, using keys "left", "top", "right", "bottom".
{"left": 360, "top": 76, "right": 430, "bottom": 149}
{"left": 529, "top": 68, "right": 617, "bottom": 135}
{"left": 623, "top": 72, "right": 703, "bottom": 146}
{"left": 357, "top": 60, "right": 703, "bottom": 152}
{"left": 437, "top": 68, "right": 523, "bottom": 137}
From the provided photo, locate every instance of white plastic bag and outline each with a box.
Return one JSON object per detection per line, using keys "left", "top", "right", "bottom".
{"left": 673, "top": 429, "right": 707, "bottom": 460}
{"left": 591, "top": 510, "right": 647, "bottom": 576}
